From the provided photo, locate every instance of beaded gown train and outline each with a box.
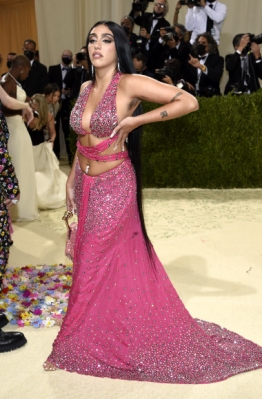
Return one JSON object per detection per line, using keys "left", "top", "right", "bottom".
{"left": 47, "top": 72, "right": 262, "bottom": 383}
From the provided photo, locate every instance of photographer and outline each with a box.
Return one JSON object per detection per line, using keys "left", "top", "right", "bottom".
{"left": 64, "top": 48, "right": 91, "bottom": 100}
{"left": 184, "top": 0, "right": 227, "bottom": 45}
{"left": 184, "top": 32, "right": 224, "bottom": 97}
{"left": 129, "top": 1, "right": 170, "bottom": 55}
{"left": 224, "top": 33, "right": 262, "bottom": 95}
{"left": 120, "top": 15, "right": 147, "bottom": 55}
{"left": 132, "top": 52, "right": 154, "bottom": 77}
{"left": 150, "top": 23, "right": 191, "bottom": 76}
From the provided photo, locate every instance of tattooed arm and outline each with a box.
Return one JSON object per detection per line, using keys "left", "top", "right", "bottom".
{"left": 113, "top": 74, "right": 198, "bottom": 147}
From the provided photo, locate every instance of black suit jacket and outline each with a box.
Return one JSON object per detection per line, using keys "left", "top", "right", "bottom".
{"left": 185, "top": 53, "right": 224, "bottom": 96}
{"left": 224, "top": 52, "right": 262, "bottom": 94}
{"left": 64, "top": 67, "right": 90, "bottom": 100}
{"left": 129, "top": 10, "right": 170, "bottom": 72}
{"left": 129, "top": 11, "right": 170, "bottom": 44}
{"left": 150, "top": 39, "right": 192, "bottom": 76}
{"left": 22, "top": 60, "right": 48, "bottom": 97}
{"left": 48, "top": 64, "right": 64, "bottom": 90}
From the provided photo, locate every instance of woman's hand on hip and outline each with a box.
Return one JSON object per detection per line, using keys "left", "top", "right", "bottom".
{"left": 111, "top": 116, "right": 139, "bottom": 151}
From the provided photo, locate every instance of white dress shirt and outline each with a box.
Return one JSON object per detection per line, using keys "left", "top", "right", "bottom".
{"left": 185, "top": 1, "right": 227, "bottom": 45}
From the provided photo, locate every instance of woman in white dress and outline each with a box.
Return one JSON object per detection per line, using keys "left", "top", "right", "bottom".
{"left": 27, "top": 94, "right": 67, "bottom": 209}
{"left": 1, "top": 55, "right": 38, "bottom": 221}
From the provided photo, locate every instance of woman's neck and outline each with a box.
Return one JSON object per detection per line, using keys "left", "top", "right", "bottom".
{"left": 94, "top": 67, "right": 117, "bottom": 88}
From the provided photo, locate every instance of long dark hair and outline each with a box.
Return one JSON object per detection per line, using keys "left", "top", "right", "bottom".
{"left": 86, "top": 21, "right": 154, "bottom": 266}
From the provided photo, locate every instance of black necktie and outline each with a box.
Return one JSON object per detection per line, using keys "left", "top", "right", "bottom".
{"left": 198, "top": 56, "right": 207, "bottom": 61}
{"left": 206, "top": 4, "right": 213, "bottom": 34}
{"left": 62, "top": 67, "right": 68, "bottom": 71}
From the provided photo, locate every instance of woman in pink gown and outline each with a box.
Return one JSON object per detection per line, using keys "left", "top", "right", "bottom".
{"left": 44, "top": 21, "right": 262, "bottom": 383}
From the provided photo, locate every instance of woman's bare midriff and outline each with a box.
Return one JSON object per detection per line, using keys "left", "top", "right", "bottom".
{"left": 77, "top": 134, "right": 127, "bottom": 176}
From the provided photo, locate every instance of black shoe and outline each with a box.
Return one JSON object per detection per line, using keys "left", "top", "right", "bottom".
{"left": 0, "top": 314, "right": 9, "bottom": 328}
{"left": 0, "top": 329, "right": 27, "bottom": 353}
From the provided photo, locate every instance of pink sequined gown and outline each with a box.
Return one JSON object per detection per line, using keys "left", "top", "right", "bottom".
{"left": 47, "top": 72, "right": 262, "bottom": 383}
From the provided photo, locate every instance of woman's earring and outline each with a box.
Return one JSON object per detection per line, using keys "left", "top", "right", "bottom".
{"left": 91, "top": 64, "right": 94, "bottom": 76}
{"left": 117, "top": 61, "right": 120, "bottom": 71}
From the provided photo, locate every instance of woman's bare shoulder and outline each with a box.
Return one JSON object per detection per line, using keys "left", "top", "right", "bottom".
{"left": 80, "top": 80, "right": 92, "bottom": 94}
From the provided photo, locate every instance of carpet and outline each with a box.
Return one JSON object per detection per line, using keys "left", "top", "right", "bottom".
{"left": 0, "top": 264, "right": 72, "bottom": 328}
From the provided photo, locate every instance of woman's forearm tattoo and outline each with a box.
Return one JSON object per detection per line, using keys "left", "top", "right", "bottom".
{"left": 160, "top": 110, "right": 168, "bottom": 119}
{"left": 171, "top": 92, "right": 183, "bottom": 102}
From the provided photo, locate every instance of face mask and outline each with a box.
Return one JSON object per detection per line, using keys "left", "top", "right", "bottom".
{"left": 122, "top": 26, "right": 130, "bottom": 36}
{"left": 6, "top": 60, "right": 12, "bottom": 69}
{"left": 62, "top": 57, "right": 72, "bottom": 65}
{"left": 208, "top": 0, "right": 216, "bottom": 3}
{"left": 196, "top": 44, "right": 206, "bottom": 56}
{"left": 24, "top": 50, "right": 34, "bottom": 61}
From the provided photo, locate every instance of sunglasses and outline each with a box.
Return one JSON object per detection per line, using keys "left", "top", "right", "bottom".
{"left": 155, "top": 3, "right": 165, "bottom": 8}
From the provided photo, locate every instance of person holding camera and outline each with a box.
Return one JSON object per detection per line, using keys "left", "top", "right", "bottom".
{"left": 224, "top": 33, "right": 262, "bottom": 95}
{"left": 184, "top": 32, "right": 224, "bottom": 97}
{"left": 64, "top": 48, "right": 91, "bottom": 101}
{"left": 120, "top": 15, "right": 147, "bottom": 56}
{"left": 150, "top": 23, "right": 191, "bottom": 76}
{"left": 155, "top": 58, "right": 182, "bottom": 87}
{"left": 132, "top": 52, "right": 154, "bottom": 77}
{"left": 129, "top": 0, "right": 170, "bottom": 71}
{"left": 183, "top": 0, "right": 227, "bottom": 45}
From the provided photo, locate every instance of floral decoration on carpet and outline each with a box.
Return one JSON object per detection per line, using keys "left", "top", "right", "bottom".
{"left": 0, "top": 264, "right": 72, "bottom": 328}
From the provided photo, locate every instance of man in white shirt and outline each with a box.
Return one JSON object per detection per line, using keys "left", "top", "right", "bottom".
{"left": 184, "top": 0, "right": 227, "bottom": 45}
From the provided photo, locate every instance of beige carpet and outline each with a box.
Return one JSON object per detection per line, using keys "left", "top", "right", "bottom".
{"left": 1, "top": 188, "right": 262, "bottom": 399}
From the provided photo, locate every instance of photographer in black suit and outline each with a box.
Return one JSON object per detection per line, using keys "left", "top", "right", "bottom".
{"left": 120, "top": 15, "right": 147, "bottom": 55}
{"left": 224, "top": 33, "right": 262, "bottom": 95}
{"left": 64, "top": 49, "right": 91, "bottom": 100}
{"left": 184, "top": 32, "right": 224, "bottom": 97}
{"left": 150, "top": 23, "right": 191, "bottom": 76}
{"left": 21, "top": 39, "right": 48, "bottom": 97}
{"left": 129, "top": 0, "right": 170, "bottom": 71}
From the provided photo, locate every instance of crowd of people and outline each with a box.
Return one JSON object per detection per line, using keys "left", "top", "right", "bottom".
{"left": 0, "top": 0, "right": 262, "bottom": 385}
{"left": 126, "top": 0, "right": 262, "bottom": 97}
{"left": 1, "top": 0, "right": 261, "bottom": 219}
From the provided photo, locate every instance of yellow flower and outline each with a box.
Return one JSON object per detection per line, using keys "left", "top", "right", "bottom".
{"left": 21, "top": 312, "right": 30, "bottom": 319}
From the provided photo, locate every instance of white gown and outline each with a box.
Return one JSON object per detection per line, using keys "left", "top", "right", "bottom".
{"left": 5, "top": 85, "right": 39, "bottom": 222}
{"left": 32, "top": 141, "right": 67, "bottom": 209}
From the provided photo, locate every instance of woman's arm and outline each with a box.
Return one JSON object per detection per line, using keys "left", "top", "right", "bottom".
{"left": 0, "top": 85, "right": 33, "bottom": 123}
{"left": 113, "top": 74, "right": 199, "bottom": 148}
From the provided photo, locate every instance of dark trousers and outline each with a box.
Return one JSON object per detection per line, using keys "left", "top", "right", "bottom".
{"left": 53, "top": 98, "right": 72, "bottom": 162}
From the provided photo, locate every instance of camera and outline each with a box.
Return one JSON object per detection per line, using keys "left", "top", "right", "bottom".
{"left": 162, "top": 26, "right": 179, "bottom": 43}
{"left": 248, "top": 33, "right": 262, "bottom": 45}
{"left": 163, "top": 31, "right": 179, "bottom": 43}
{"left": 176, "top": 79, "right": 195, "bottom": 94}
{"left": 155, "top": 66, "right": 174, "bottom": 80}
{"left": 132, "top": 0, "right": 149, "bottom": 12}
{"left": 243, "top": 33, "right": 262, "bottom": 54}
{"left": 180, "top": 0, "right": 201, "bottom": 6}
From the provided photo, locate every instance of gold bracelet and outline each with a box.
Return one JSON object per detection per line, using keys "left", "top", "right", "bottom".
{"left": 201, "top": 65, "right": 207, "bottom": 72}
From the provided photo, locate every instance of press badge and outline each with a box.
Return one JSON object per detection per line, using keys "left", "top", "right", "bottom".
{"left": 211, "top": 28, "right": 216, "bottom": 37}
